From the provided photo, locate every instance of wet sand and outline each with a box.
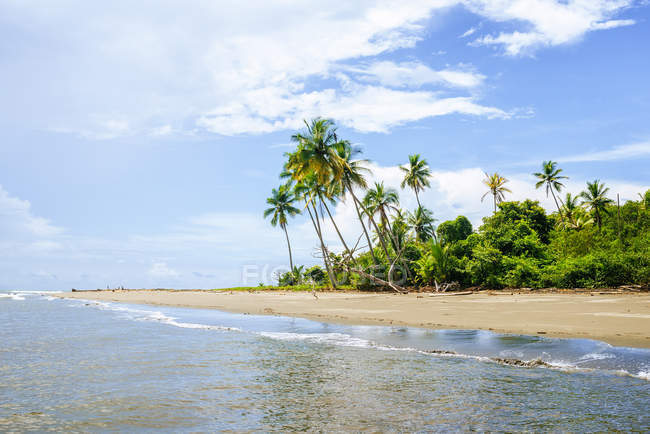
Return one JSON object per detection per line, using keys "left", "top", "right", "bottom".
{"left": 56, "top": 290, "right": 650, "bottom": 348}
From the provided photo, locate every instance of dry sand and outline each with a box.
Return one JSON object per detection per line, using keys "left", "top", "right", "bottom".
{"left": 56, "top": 290, "right": 650, "bottom": 348}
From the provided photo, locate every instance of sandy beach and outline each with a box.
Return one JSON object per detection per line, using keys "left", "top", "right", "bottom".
{"left": 55, "top": 290, "right": 650, "bottom": 348}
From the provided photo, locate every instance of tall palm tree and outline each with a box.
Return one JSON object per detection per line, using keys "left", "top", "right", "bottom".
{"left": 481, "top": 172, "right": 511, "bottom": 214}
{"left": 400, "top": 154, "right": 432, "bottom": 209}
{"left": 408, "top": 206, "right": 436, "bottom": 242}
{"left": 286, "top": 118, "right": 345, "bottom": 185}
{"left": 264, "top": 185, "right": 301, "bottom": 270}
{"left": 534, "top": 160, "right": 568, "bottom": 217}
{"left": 579, "top": 180, "right": 614, "bottom": 230}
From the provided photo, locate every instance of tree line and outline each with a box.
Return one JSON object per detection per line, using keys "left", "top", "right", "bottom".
{"left": 264, "top": 118, "right": 650, "bottom": 291}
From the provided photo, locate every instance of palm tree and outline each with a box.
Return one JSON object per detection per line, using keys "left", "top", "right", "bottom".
{"left": 579, "top": 180, "right": 614, "bottom": 230}
{"left": 561, "top": 193, "right": 580, "bottom": 221}
{"left": 286, "top": 118, "right": 345, "bottom": 185}
{"left": 400, "top": 154, "right": 432, "bottom": 209}
{"left": 534, "top": 160, "right": 568, "bottom": 217}
{"left": 408, "top": 206, "right": 436, "bottom": 242}
{"left": 389, "top": 210, "right": 410, "bottom": 253}
{"left": 363, "top": 182, "right": 400, "bottom": 234}
{"left": 570, "top": 210, "right": 594, "bottom": 231}
{"left": 264, "top": 185, "right": 301, "bottom": 270}
{"left": 481, "top": 172, "right": 511, "bottom": 214}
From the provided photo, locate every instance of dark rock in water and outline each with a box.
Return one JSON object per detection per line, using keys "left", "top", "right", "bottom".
{"left": 492, "top": 357, "right": 551, "bottom": 368}
{"left": 424, "top": 349, "right": 457, "bottom": 355}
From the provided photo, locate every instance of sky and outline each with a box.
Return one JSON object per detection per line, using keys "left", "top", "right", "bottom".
{"left": 1, "top": 0, "right": 649, "bottom": 290}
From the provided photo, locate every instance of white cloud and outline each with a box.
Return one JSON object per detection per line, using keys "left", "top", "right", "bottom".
{"left": 465, "top": 0, "right": 635, "bottom": 55}
{"left": 0, "top": 185, "right": 63, "bottom": 238}
{"left": 558, "top": 142, "right": 650, "bottom": 163}
{"left": 460, "top": 27, "right": 477, "bottom": 38}
{"left": 199, "top": 84, "right": 508, "bottom": 135}
{"left": 347, "top": 61, "right": 485, "bottom": 88}
{"left": 2, "top": 0, "right": 517, "bottom": 138}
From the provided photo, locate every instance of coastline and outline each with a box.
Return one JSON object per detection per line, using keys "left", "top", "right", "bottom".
{"left": 55, "top": 290, "right": 650, "bottom": 349}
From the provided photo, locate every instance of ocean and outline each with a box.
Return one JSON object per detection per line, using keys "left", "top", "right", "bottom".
{"left": 1, "top": 290, "right": 649, "bottom": 431}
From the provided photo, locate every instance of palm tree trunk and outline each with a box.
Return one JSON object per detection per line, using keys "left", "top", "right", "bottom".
{"left": 282, "top": 224, "right": 294, "bottom": 270}
{"left": 549, "top": 186, "right": 565, "bottom": 224}
{"left": 381, "top": 209, "right": 399, "bottom": 252}
{"left": 349, "top": 188, "right": 392, "bottom": 262}
{"left": 319, "top": 193, "right": 353, "bottom": 262}
{"left": 493, "top": 192, "right": 497, "bottom": 214}
{"left": 415, "top": 188, "right": 438, "bottom": 243}
{"left": 311, "top": 200, "right": 338, "bottom": 289}
{"left": 353, "top": 196, "right": 378, "bottom": 265}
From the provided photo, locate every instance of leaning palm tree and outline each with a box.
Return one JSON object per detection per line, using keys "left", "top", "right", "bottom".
{"left": 534, "top": 160, "right": 568, "bottom": 217}
{"left": 400, "top": 154, "right": 432, "bottom": 209}
{"left": 264, "top": 185, "right": 301, "bottom": 270}
{"left": 481, "top": 172, "right": 511, "bottom": 214}
{"left": 408, "top": 206, "right": 436, "bottom": 242}
{"left": 579, "top": 180, "right": 614, "bottom": 230}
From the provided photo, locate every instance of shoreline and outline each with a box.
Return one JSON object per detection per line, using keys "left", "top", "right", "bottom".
{"left": 55, "top": 289, "right": 650, "bottom": 349}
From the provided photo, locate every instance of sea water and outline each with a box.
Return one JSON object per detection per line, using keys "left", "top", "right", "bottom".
{"left": 1, "top": 291, "right": 648, "bottom": 431}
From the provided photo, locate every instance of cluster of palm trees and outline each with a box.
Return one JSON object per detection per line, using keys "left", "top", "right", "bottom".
{"left": 264, "top": 118, "right": 438, "bottom": 289}
{"left": 482, "top": 160, "right": 615, "bottom": 230}
{"left": 265, "top": 118, "right": 622, "bottom": 287}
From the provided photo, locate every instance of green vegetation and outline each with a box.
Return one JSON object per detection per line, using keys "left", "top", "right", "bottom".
{"left": 265, "top": 118, "right": 649, "bottom": 292}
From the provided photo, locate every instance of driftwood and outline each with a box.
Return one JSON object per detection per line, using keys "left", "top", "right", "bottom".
{"left": 350, "top": 267, "right": 408, "bottom": 294}
{"left": 326, "top": 238, "right": 409, "bottom": 294}
{"left": 428, "top": 291, "right": 473, "bottom": 297}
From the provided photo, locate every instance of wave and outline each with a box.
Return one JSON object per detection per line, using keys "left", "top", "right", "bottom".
{"left": 0, "top": 293, "right": 26, "bottom": 301}
{"left": 71, "top": 299, "right": 241, "bottom": 332}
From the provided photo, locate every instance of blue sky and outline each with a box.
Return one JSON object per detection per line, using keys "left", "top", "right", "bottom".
{"left": 1, "top": 0, "right": 649, "bottom": 290}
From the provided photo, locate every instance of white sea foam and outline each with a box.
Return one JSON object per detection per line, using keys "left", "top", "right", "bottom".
{"left": 259, "top": 331, "right": 374, "bottom": 348}
{"left": 578, "top": 352, "right": 615, "bottom": 361}
{"left": 635, "top": 371, "right": 650, "bottom": 380}
{"left": 0, "top": 293, "right": 25, "bottom": 301}
{"left": 74, "top": 299, "right": 241, "bottom": 332}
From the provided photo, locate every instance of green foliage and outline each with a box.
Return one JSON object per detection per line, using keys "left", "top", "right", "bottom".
{"left": 415, "top": 241, "right": 452, "bottom": 285}
{"left": 502, "top": 256, "right": 542, "bottom": 288}
{"left": 277, "top": 265, "right": 304, "bottom": 286}
{"left": 304, "top": 265, "right": 326, "bottom": 284}
{"left": 540, "top": 251, "right": 648, "bottom": 288}
{"left": 437, "top": 216, "right": 473, "bottom": 244}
